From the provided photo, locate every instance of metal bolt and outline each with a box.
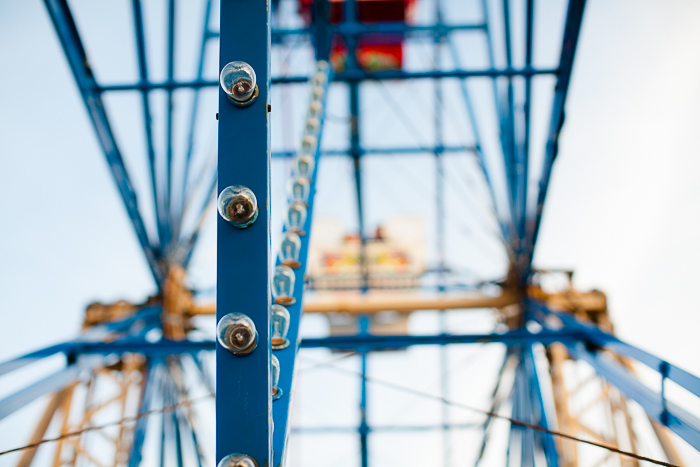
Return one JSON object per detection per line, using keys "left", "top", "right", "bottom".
{"left": 217, "top": 185, "right": 259, "bottom": 228}
{"left": 217, "top": 313, "right": 258, "bottom": 355}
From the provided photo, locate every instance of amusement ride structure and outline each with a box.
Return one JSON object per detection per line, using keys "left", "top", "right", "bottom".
{"left": 0, "top": 0, "right": 699, "bottom": 466}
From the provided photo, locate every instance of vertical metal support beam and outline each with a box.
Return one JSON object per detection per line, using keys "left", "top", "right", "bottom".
{"left": 524, "top": 345, "right": 560, "bottom": 467}
{"left": 501, "top": 0, "right": 518, "bottom": 231}
{"left": 132, "top": 0, "right": 166, "bottom": 249}
{"left": 359, "top": 348, "right": 370, "bottom": 467}
{"left": 179, "top": 0, "right": 214, "bottom": 228}
{"left": 165, "top": 0, "right": 176, "bottom": 247}
{"left": 216, "top": 0, "right": 272, "bottom": 464}
{"left": 43, "top": 0, "right": 164, "bottom": 289}
{"left": 525, "top": 0, "right": 586, "bottom": 270}
{"left": 517, "top": 0, "right": 534, "bottom": 252}
{"left": 129, "top": 360, "right": 160, "bottom": 467}
{"left": 433, "top": 1, "right": 450, "bottom": 463}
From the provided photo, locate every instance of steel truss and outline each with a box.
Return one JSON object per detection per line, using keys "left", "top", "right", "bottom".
{"left": 0, "top": 0, "right": 698, "bottom": 466}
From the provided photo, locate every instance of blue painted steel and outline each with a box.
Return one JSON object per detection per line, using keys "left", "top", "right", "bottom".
{"left": 0, "top": 307, "right": 162, "bottom": 377}
{"left": 272, "top": 63, "right": 332, "bottom": 467}
{"left": 518, "top": 0, "right": 534, "bottom": 249}
{"left": 501, "top": 0, "right": 518, "bottom": 232}
{"left": 272, "top": 145, "right": 475, "bottom": 158}
{"left": 131, "top": 0, "right": 166, "bottom": 248}
{"left": 216, "top": 0, "right": 272, "bottom": 464}
{"left": 523, "top": 345, "right": 559, "bottom": 467}
{"left": 214, "top": 23, "right": 487, "bottom": 42}
{"left": 516, "top": 357, "right": 536, "bottom": 467}
{"left": 97, "top": 67, "right": 559, "bottom": 92}
{"left": 43, "top": 0, "right": 164, "bottom": 288}
{"left": 178, "top": 0, "right": 214, "bottom": 230}
{"left": 164, "top": 0, "right": 176, "bottom": 247}
{"left": 0, "top": 355, "right": 103, "bottom": 421}
{"left": 567, "top": 342, "right": 700, "bottom": 450}
{"left": 530, "top": 301, "right": 700, "bottom": 399}
{"left": 129, "top": 359, "right": 161, "bottom": 467}
{"left": 291, "top": 423, "right": 481, "bottom": 433}
{"left": 39, "top": 328, "right": 587, "bottom": 356}
{"left": 524, "top": 0, "right": 587, "bottom": 271}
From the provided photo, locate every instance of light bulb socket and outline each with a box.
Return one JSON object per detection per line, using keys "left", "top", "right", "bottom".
{"left": 273, "top": 387, "right": 283, "bottom": 401}
{"left": 218, "top": 185, "right": 259, "bottom": 229}
{"left": 271, "top": 337, "right": 290, "bottom": 350}
{"left": 227, "top": 84, "right": 259, "bottom": 107}
{"left": 274, "top": 296, "right": 296, "bottom": 306}
{"left": 217, "top": 313, "right": 258, "bottom": 356}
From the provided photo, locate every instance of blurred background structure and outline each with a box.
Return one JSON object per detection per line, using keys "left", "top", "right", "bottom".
{"left": 1, "top": 0, "right": 699, "bottom": 466}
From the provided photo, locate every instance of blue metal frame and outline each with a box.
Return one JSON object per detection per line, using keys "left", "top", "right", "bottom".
{"left": 44, "top": 0, "right": 164, "bottom": 288}
{"left": 271, "top": 62, "right": 332, "bottom": 467}
{"left": 11, "top": 0, "right": 700, "bottom": 465}
{"left": 216, "top": 0, "right": 273, "bottom": 464}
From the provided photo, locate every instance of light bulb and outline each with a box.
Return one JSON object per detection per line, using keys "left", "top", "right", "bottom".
{"left": 216, "top": 313, "right": 257, "bottom": 355}
{"left": 312, "top": 86, "right": 325, "bottom": 99}
{"left": 312, "top": 72, "right": 327, "bottom": 86}
{"left": 309, "top": 100, "right": 323, "bottom": 117}
{"left": 218, "top": 454, "right": 257, "bottom": 467}
{"left": 306, "top": 117, "right": 320, "bottom": 134}
{"left": 280, "top": 231, "right": 302, "bottom": 268}
{"left": 220, "top": 61, "right": 257, "bottom": 104}
{"left": 285, "top": 203, "right": 307, "bottom": 235}
{"left": 317, "top": 60, "right": 330, "bottom": 72}
{"left": 271, "top": 354, "right": 282, "bottom": 400}
{"left": 287, "top": 177, "right": 310, "bottom": 205}
{"left": 301, "top": 134, "right": 317, "bottom": 153}
{"left": 293, "top": 154, "right": 315, "bottom": 179}
{"left": 217, "top": 185, "right": 258, "bottom": 228}
{"left": 271, "top": 304, "right": 291, "bottom": 350}
{"left": 272, "top": 265, "right": 296, "bottom": 305}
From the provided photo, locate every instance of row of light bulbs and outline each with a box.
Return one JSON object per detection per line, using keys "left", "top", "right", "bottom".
{"left": 215, "top": 61, "right": 330, "bottom": 410}
{"left": 268, "top": 61, "right": 329, "bottom": 399}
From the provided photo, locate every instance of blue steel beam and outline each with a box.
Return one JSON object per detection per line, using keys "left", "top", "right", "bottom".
{"left": 501, "top": 0, "right": 518, "bottom": 232}
{"left": 208, "top": 23, "right": 488, "bottom": 42}
{"left": 216, "top": 0, "right": 272, "bottom": 464}
{"left": 291, "top": 423, "right": 481, "bottom": 433}
{"left": 129, "top": 359, "right": 161, "bottom": 467}
{"left": 523, "top": 345, "right": 559, "bottom": 467}
{"left": 43, "top": 0, "right": 165, "bottom": 288}
{"left": 523, "top": 0, "right": 587, "bottom": 272}
{"left": 164, "top": 0, "right": 176, "bottom": 247}
{"left": 272, "top": 145, "right": 475, "bottom": 158}
{"left": 529, "top": 301, "right": 700, "bottom": 399}
{"left": 131, "top": 0, "right": 166, "bottom": 248}
{"left": 61, "top": 328, "right": 586, "bottom": 355}
{"left": 0, "top": 306, "right": 162, "bottom": 377}
{"left": 272, "top": 63, "right": 332, "bottom": 467}
{"left": 0, "top": 355, "right": 103, "bottom": 421}
{"left": 517, "top": 0, "right": 535, "bottom": 249}
{"left": 178, "top": 0, "right": 214, "bottom": 234}
{"left": 97, "top": 67, "right": 559, "bottom": 92}
{"left": 567, "top": 342, "right": 700, "bottom": 451}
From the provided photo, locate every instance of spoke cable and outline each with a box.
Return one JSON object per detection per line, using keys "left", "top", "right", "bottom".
{"left": 305, "top": 358, "right": 679, "bottom": 467}
{"left": 0, "top": 355, "right": 679, "bottom": 467}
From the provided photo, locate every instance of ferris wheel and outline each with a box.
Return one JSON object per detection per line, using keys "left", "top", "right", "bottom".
{"left": 0, "top": 0, "right": 699, "bottom": 466}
